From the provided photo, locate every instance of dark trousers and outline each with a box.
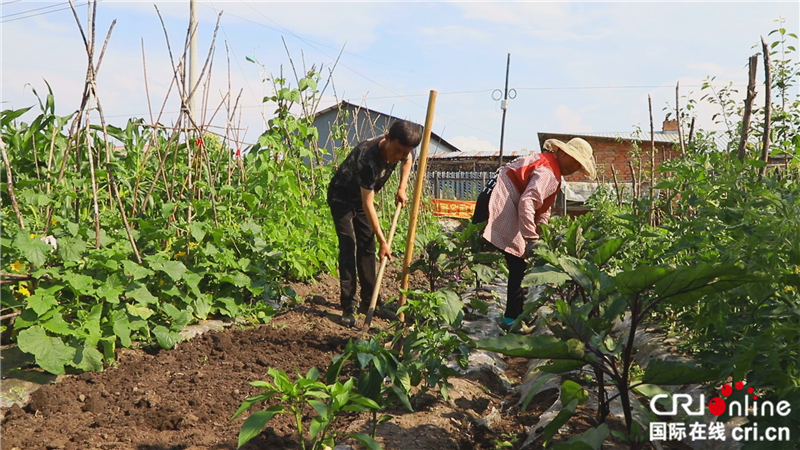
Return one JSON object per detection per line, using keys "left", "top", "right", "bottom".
{"left": 328, "top": 200, "right": 377, "bottom": 314}
{"left": 503, "top": 251, "right": 528, "bottom": 320}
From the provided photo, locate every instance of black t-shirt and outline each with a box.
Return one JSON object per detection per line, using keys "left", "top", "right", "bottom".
{"left": 327, "top": 136, "right": 401, "bottom": 207}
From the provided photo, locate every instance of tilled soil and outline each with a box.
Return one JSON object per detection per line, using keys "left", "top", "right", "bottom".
{"left": 0, "top": 265, "right": 685, "bottom": 450}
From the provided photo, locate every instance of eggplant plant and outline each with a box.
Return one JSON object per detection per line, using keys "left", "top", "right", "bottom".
{"left": 477, "top": 219, "right": 756, "bottom": 448}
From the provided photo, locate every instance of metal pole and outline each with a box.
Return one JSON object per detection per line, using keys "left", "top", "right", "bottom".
{"left": 188, "top": 0, "right": 199, "bottom": 126}
{"left": 398, "top": 90, "right": 438, "bottom": 320}
{"left": 498, "top": 53, "right": 510, "bottom": 167}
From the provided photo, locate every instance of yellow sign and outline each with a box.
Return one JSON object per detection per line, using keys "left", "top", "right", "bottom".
{"left": 430, "top": 199, "right": 476, "bottom": 219}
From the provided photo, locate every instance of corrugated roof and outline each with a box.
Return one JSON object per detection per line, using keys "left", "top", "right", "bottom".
{"left": 429, "top": 149, "right": 536, "bottom": 159}
{"left": 539, "top": 131, "right": 733, "bottom": 151}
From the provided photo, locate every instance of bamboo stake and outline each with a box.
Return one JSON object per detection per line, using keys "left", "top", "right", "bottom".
{"left": 610, "top": 165, "right": 623, "bottom": 207}
{"left": 397, "top": 90, "right": 437, "bottom": 320}
{"left": 759, "top": 36, "right": 772, "bottom": 180}
{"left": 0, "top": 138, "right": 25, "bottom": 229}
{"left": 676, "top": 82, "right": 686, "bottom": 155}
{"left": 363, "top": 203, "right": 403, "bottom": 329}
{"left": 738, "top": 55, "right": 758, "bottom": 163}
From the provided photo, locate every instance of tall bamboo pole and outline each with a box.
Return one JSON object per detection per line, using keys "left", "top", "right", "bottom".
{"left": 676, "top": 82, "right": 686, "bottom": 155}
{"left": 759, "top": 36, "right": 772, "bottom": 180}
{"left": 397, "top": 90, "right": 437, "bottom": 320}
{"left": 0, "top": 138, "right": 25, "bottom": 229}
{"left": 738, "top": 55, "right": 758, "bottom": 163}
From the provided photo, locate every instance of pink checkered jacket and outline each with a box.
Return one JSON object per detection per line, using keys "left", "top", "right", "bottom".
{"left": 482, "top": 152, "right": 562, "bottom": 258}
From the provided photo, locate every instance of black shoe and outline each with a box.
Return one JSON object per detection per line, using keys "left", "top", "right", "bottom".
{"left": 341, "top": 312, "right": 356, "bottom": 328}
{"left": 341, "top": 307, "right": 357, "bottom": 328}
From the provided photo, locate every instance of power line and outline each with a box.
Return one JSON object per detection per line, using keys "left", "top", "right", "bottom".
{"left": 200, "top": 1, "right": 481, "bottom": 92}
{"left": 1, "top": 1, "right": 72, "bottom": 19}
{"left": 0, "top": 1, "right": 94, "bottom": 23}
{"left": 230, "top": 2, "right": 425, "bottom": 111}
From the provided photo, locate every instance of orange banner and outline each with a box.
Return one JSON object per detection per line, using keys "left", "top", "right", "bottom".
{"left": 429, "top": 199, "right": 476, "bottom": 219}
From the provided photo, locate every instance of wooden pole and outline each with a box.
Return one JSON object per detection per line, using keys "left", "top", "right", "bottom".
{"left": 759, "top": 36, "right": 772, "bottom": 180}
{"left": 0, "top": 138, "right": 25, "bottom": 230}
{"left": 738, "top": 55, "right": 758, "bottom": 163}
{"left": 362, "top": 203, "right": 403, "bottom": 329}
{"left": 676, "top": 82, "right": 686, "bottom": 156}
{"left": 397, "top": 90, "right": 438, "bottom": 320}
{"left": 648, "top": 95, "right": 655, "bottom": 225}
{"left": 611, "top": 165, "right": 623, "bottom": 208}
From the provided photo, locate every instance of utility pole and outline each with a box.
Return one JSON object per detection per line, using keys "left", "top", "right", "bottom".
{"left": 187, "top": 0, "right": 199, "bottom": 127}
{"left": 492, "top": 53, "right": 516, "bottom": 167}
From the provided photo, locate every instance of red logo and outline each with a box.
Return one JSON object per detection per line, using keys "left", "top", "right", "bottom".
{"left": 709, "top": 381, "right": 758, "bottom": 416}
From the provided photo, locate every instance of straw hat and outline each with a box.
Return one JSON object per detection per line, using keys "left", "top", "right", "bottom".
{"left": 544, "top": 137, "right": 596, "bottom": 180}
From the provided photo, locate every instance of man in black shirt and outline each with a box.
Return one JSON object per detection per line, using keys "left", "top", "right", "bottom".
{"left": 327, "top": 120, "right": 423, "bottom": 327}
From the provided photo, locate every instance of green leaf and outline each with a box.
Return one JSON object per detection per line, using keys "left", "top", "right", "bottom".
{"left": 591, "top": 237, "right": 625, "bottom": 267}
{"left": 192, "top": 295, "right": 212, "bottom": 320}
{"left": 97, "top": 272, "right": 126, "bottom": 304}
{"left": 472, "top": 264, "right": 496, "bottom": 284}
{"left": 17, "top": 326, "right": 76, "bottom": 375}
{"left": 540, "top": 359, "right": 587, "bottom": 374}
{"left": 189, "top": 222, "right": 206, "bottom": 242}
{"left": 632, "top": 384, "right": 670, "bottom": 399}
{"left": 543, "top": 399, "right": 578, "bottom": 445}
{"left": 42, "top": 312, "right": 75, "bottom": 336}
{"left": 437, "top": 289, "right": 464, "bottom": 327}
{"left": 559, "top": 256, "right": 598, "bottom": 295}
{"left": 15, "top": 231, "right": 52, "bottom": 267}
{"left": 63, "top": 272, "right": 95, "bottom": 295}
{"left": 560, "top": 380, "right": 588, "bottom": 407}
{"left": 57, "top": 236, "right": 88, "bottom": 262}
{"left": 642, "top": 359, "right": 720, "bottom": 385}
{"left": 121, "top": 260, "right": 153, "bottom": 280}
{"left": 614, "top": 265, "right": 675, "bottom": 300}
{"left": 72, "top": 344, "right": 104, "bottom": 372}
{"left": 309, "top": 416, "right": 325, "bottom": 440}
{"left": 522, "top": 265, "right": 571, "bottom": 287}
{"left": 347, "top": 433, "right": 382, "bottom": 450}
{"left": 521, "top": 371, "right": 556, "bottom": 412}
{"left": 162, "top": 303, "right": 193, "bottom": 331}
{"left": 26, "top": 287, "right": 60, "bottom": 315}
{"left": 152, "top": 325, "right": 182, "bottom": 349}
{"left": 82, "top": 304, "right": 103, "bottom": 346}
{"left": 477, "top": 335, "right": 573, "bottom": 359}
{"left": 126, "top": 283, "right": 159, "bottom": 305}
{"left": 237, "top": 409, "right": 282, "bottom": 448}
{"left": 151, "top": 260, "right": 187, "bottom": 282}
{"left": 550, "top": 424, "right": 610, "bottom": 450}
{"left": 1, "top": 105, "right": 33, "bottom": 127}
{"left": 126, "top": 303, "right": 154, "bottom": 320}
{"left": 307, "top": 399, "right": 329, "bottom": 419}
{"left": 111, "top": 309, "right": 132, "bottom": 347}
{"left": 219, "top": 272, "right": 251, "bottom": 288}
{"left": 653, "top": 263, "right": 751, "bottom": 307}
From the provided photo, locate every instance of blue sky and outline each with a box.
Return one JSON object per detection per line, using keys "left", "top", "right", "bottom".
{"left": 2, "top": 1, "right": 798, "bottom": 152}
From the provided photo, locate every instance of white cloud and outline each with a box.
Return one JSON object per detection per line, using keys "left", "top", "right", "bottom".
{"left": 449, "top": 135, "right": 499, "bottom": 153}
{"left": 415, "top": 25, "right": 492, "bottom": 48}
{"left": 100, "top": 1, "right": 386, "bottom": 53}
{"left": 455, "top": 2, "right": 568, "bottom": 28}
{"left": 553, "top": 104, "right": 593, "bottom": 132}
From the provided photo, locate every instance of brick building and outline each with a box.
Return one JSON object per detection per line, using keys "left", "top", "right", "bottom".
{"left": 538, "top": 119, "right": 683, "bottom": 185}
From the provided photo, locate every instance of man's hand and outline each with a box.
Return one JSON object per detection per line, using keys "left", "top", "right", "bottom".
{"left": 379, "top": 239, "right": 392, "bottom": 261}
{"left": 395, "top": 190, "right": 408, "bottom": 207}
